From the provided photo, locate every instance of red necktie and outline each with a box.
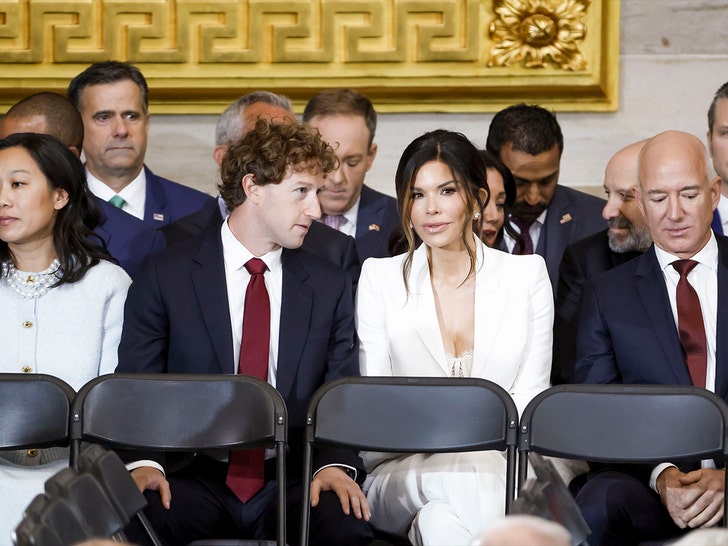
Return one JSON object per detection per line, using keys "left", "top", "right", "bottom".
{"left": 226, "top": 257, "right": 270, "bottom": 503}
{"left": 511, "top": 217, "right": 535, "bottom": 255}
{"left": 672, "top": 259, "right": 707, "bottom": 388}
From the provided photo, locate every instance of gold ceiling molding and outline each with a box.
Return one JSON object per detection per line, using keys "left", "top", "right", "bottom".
{"left": 0, "top": 0, "right": 619, "bottom": 113}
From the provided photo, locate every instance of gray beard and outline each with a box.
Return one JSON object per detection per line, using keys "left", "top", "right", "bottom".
{"left": 607, "top": 224, "right": 652, "bottom": 253}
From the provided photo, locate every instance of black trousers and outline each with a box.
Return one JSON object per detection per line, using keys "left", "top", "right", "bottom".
{"left": 573, "top": 469, "right": 688, "bottom": 546}
{"left": 125, "top": 456, "right": 373, "bottom": 546}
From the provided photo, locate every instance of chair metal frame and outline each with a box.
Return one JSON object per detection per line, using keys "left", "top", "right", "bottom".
{"left": 69, "top": 373, "right": 288, "bottom": 546}
{"left": 300, "top": 376, "right": 519, "bottom": 546}
{"left": 518, "top": 384, "right": 728, "bottom": 528}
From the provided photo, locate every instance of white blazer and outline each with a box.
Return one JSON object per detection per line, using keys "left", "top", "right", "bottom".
{"left": 356, "top": 239, "right": 553, "bottom": 415}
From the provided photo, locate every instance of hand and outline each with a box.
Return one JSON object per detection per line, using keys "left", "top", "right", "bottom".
{"left": 309, "top": 466, "right": 371, "bottom": 521}
{"left": 656, "top": 467, "right": 724, "bottom": 528}
{"left": 131, "top": 466, "right": 172, "bottom": 510}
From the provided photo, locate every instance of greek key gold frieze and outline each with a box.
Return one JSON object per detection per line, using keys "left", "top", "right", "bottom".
{"left": 0, "top": 0, "right": 619, "bottom": 113}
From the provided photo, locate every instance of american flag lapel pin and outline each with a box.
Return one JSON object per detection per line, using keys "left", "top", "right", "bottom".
{"left": 153, "top": 213, "right": 165, "bottom": 222}
{"left": 559, "top": 213, "right": 572, "bottom": 224}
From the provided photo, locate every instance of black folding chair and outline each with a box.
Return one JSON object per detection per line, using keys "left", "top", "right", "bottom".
{"left": 300, "top": 377, "right": 519, "bottom": 546}
{"left": 518, "top": 384, "right": 728, "bottom": 529}
{"left": 0, "top": 373, "right": 74, "bottom": 453}
{"left": 70, "top": 373, "right": 288, "bottom": 546}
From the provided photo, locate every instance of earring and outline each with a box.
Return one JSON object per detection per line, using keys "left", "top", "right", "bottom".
{"left": 409, "top": 221, "right": 414, "bottom": 229}
{"left": 473, "top": 212, "right": 481, "bottom": 220}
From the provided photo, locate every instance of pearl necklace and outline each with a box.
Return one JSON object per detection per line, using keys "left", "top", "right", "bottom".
{"left": 1, "top": 259, "right": 61, "bottom": 299}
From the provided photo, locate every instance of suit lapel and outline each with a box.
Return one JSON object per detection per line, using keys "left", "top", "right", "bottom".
{"left": 635, "top": 248, "right": 692, "bottom": 384}
{"left": 276, "top": 250, "right": 313, "bottom": 399}
{"left": 539, "top": 186, "right": 573, "bottom": 281}
{"left": 408, "top": 247, "right": 449, "bottom": 373}
{"left": 143, "top": 167, "right": 169, "bottom": 224}
{"left": 472, "top": 245, "right": 509, "bottom": 382}
{"left": 714, "top": 237, "right": 728, "bottom": 399}
{"left": 190, "top": 230, "right": 235, "bottom": 373}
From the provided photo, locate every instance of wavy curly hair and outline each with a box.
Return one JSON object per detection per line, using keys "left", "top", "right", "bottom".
{"left": 218, "top": 119, "right": 337, "bottom": 212}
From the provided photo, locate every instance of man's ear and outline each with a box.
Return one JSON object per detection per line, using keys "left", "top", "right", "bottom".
{"left": 242, "top": 173, "right": 260, "bottom": 203}
{"left": 213, "top": 145, "right": 227, "bottom": 167}
{"left": 365, "top": 143, "right": 378, "bottom": 173}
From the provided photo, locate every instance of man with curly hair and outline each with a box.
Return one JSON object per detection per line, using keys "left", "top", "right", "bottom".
{"left": 117, "top": 120, "right": 373, "bottom": 546}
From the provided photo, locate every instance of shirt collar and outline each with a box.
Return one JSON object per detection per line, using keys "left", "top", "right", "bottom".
{"left": 86, "top": 167, "right": 147, "bottom": 218}
{"left": 341, "top": 194, "right": 360, "bottom": 227}
{"left": 221, "top": 218, "right": 282, "bottom": 276}
{"left": 654, "top": 230, "right": 718, "bottom": 273}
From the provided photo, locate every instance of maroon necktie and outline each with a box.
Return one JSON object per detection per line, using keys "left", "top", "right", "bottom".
{"left": 226, "top": 257, "right": 270, "bottom": 503}
{"left": 511, "top": 217, "right": 535, "bottom": 255}
{"left": 672, "top": 259, "right": 707, "bottom": 388}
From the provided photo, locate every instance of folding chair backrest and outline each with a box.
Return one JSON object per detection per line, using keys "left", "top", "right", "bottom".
{"left": 308, "top": 376, "right": 518, "bottom": 453}
{"left": 71, "top": 374, "right": 287, "bottom": 454}
{"left": 0, "top": 374, "right": 74, "bottom": 450}
{"left": 517, "top": 384, "right": 728, "bottom": 530}
{"left": 301, "top": 377, "right": 519, "bottom": 546}
{"left": 69, "top": 373, "right": 288, "bottom": 546}
{"left": 519, "top": 385, "right": 728, "bottom": 464}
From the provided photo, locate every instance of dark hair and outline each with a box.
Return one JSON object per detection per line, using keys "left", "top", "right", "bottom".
{"left": 0, "top": 133, "right": 112, "bottom": 285}
{"left": 3, "top": 92, "right": 84, "bottom": 151}
{"left": 486, "top": 103, "right": 564, "bottom": 157}
{"left": 302, "top": 89, "right": 377, "bottom": 148}
{"left": 395, "top": 129, "right": 489, "bottom": 291}
{"left": 68, "top": 61, "right": 149, "bottom": 114}
{"left": 218, "top": 119, "right": 337, "bottom": 212}
{"left": 708, "top": 82, "right": 728, "bottom": 132}
{"left": 480, "top": 149, "right": 520, "bottom": 249}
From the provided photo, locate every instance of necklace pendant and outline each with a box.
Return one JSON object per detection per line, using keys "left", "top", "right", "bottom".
{"left": 26, "top": 275, "right": 35, "bottom": 283}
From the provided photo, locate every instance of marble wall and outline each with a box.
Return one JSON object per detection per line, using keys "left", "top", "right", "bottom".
{"left": 145, "top": 0, "right": 728, "bottom": 199}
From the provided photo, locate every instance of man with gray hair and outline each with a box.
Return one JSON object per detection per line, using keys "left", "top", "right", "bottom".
{"left": 160, "top": 91, "right": 360, "bottom": 282}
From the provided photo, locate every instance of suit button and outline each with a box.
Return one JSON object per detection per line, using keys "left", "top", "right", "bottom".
{"left": 22, "top": 365, "right": 32, "bottom": 373}
{"left": 26, "top": 449, "right": 38, "bottom": 458}
{"left": 23, "top": 321, "right": 33, "bottom": 328}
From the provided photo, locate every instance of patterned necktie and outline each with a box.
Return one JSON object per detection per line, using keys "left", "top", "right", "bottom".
{"left": 108, "top": 195, "right": 126, "bottom": 209}
{"left": 226, "top": 257, "right": 270, "bottom": 503}
{"left": 322, "top": 214, "right": 345, "bottom": 231}
{"left": 672, "top": 259, "right": 707, "bottom": 388}
{"left": 510, "top": 216, "right": 535, "bottom": 255}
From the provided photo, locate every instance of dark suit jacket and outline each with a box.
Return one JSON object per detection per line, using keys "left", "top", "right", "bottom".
{"left": 574, "top": 237, "right": 728, "bottom": 400}
{"left": 507, "top": 185, "right": 606, "bottom": 294}
{"left": 354, "top": 185, "right": 400, "bottom": 262}
{"left": 141, "top": 166, "right": 215, "bottom": 227}
{"left": 573, "top": 237, "right": 728, "bottom": 485}
{"left": 160, "top": 198, "right": 361, "bottom": 283}
{"left": 552, "top": 229, "right": 642, "bottom": 384}
{"left": 93, "top": 196, "right": 165, "bottom": 279}
{"left": 116, "top": 228, "right": 363, "bottom": 476}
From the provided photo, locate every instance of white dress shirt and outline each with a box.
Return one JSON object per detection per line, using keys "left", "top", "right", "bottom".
{"left": 649, "top": 233, "right": 719, "bottom": 489}
{"left": 221, "top": 219, "right": 282, "bottom": 385}
{"left": 87, "top": 168, "right": 147, "bottom": 220}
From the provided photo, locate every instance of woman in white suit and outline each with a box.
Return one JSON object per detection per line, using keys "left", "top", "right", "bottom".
{"left": 356, "top": 130, "right": 553, "bottom": 546}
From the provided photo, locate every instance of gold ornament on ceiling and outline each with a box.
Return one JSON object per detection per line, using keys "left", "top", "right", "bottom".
{"left": 488, "top": 0, "right": 589, "bottom": 70}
